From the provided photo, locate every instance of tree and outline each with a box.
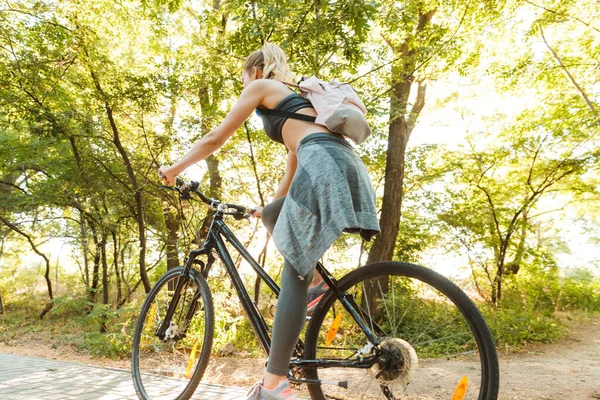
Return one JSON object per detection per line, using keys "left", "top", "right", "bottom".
{"left": 0, "top": 216, "right": 54, "bottom": 318}
{"left": 366, "top": 0, "right": 501, "bottom": 265}
{"left": 425, "top": 0, "right": 600, "bottom": 304}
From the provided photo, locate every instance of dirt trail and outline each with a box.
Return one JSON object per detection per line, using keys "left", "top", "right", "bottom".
{"left": 198, "top": 315, "right": 600, "bottom": 399}
{"left": 1, "top": 315, "right": 599, "bottom": 399}
{"left": 496, "top": 315, "right": 600, "bottom": 399}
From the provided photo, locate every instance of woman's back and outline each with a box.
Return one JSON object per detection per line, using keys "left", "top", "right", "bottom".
{"left": 255, "top": 79, "right": 333, "bottom": 152}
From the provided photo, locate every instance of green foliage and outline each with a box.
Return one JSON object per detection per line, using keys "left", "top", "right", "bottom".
{"left": 81, "top": 329, "right": 131, "bottom": 359}
{"left": 483, "top": 304, "right": 565, "bottom": 348}
{"left": 43, "top": 294, "right": 137, "bottom": 359}
{"left": 557, "top": 270, "right": 600, "bottom": 311}
{"left": 208, "top": 270, "right": 267, "bottom": 357}
{"left": 0, "top": 0, "right": 599, "bottom": 361}
{"left": 380, "top": 284, "right": 477, "bottom": 358}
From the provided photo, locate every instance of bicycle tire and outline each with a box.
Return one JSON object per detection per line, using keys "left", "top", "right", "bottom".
{"left": 132, "top": 267, "right": 214, "bottom": 400}
{"left": 304, "top": 261, "right": 499, "bottom": 400}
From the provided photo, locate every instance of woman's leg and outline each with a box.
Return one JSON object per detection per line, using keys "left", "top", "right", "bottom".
{"left": 261, "top": 196, "right": 314, "bottom": 388}
{"left": 261, "top": 196, "right": 286, "bottom": 235}
{"left": 264, "top": 259, "right": 314, "bottom": 386}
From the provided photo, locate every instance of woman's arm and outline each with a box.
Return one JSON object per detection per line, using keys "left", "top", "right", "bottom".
{"left": 272, "top": 151, "right": 298, "bottom": 201}
{"left": 252, "top": 151, "right": 297, "bottom": 219}
{"left": 159, "top": 80, "right": 268, "bottom": 185}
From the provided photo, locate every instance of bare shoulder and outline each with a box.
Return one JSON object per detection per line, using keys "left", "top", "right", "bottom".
{"left": 246, "top": 79, "right": 295, "bottom": 108}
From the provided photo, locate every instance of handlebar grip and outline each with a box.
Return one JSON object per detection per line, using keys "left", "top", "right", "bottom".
{"left": 227, "top": 204, "right": 246, "bottom": 212}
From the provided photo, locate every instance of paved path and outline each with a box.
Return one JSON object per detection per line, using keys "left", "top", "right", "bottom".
{"left": 0, "top": 353, "right": 248, "bottom": 400}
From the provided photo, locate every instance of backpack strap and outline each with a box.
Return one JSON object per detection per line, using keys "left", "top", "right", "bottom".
{"left": 257, "top": 108, "right": 317, "bottom": 122}
{"left": 280, "top": 81, "right": 300, "bottom": 88}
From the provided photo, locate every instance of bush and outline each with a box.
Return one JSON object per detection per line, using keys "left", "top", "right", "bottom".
{"left": 81, "top": 330, "right": 131, "bottom": 359}
{"left": 556, "top": 271, "right": 600, "bottom": 311}
{"left": 482, "top": 304, "right": 564, "bottom": 349}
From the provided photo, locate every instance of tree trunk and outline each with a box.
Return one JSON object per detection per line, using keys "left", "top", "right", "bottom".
{"left": 162, "top": 69, "right": 181, "bottom": 280}
{"left": 494, "top": 245, "right": 507, "bottom": 306}
{"left": 164, "top": 209, "right": 180, "bottom": 292}
{"left": 0, "top": 292, "right": 4, "bottom": 315}
{"left": 112, "top": 231, "right": 122, "bottom": 307}
{"left": 0, "top": 216, "right": 54, "bottom": 318}
{"left": 165, "top": 209, "right": 180, "bottom": 271}
{"left": 205, "top": 155, "right": 222, "bottom": 199}
{"left": 192, "top": 85, "right": 223, "bottom": 247}
{"left": 364, "top": 10, "right": 433, "bottom": 310}
{"left": 366, "top": 100, "right": 411, "bottom": 265}
{"left": 366, "top": 17, "right": 432, "bottom": 266}
{"left": 86, "top": 61, "right": 151, "bottom": 294}
{"left": 198, "top": 84, "right": 223, "bottom": 200}
{"left": 81, "top": 212, "right": 90, "bottom": 289}
{"left": 89, "top": 223, "right": 101, "bottom": 307}
{"left": 100, "top": 231, "right": 109, "bottom": 332}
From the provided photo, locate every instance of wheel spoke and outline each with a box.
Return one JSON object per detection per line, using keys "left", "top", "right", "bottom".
{"left": 361, "top": 281, "right": 376, "bottom": 337}
{"left": 413, "top": 331, "right": 472, "bottom": 347}
{"left": 304, "top": 263, "right": 498, "bottom": 400}
{"left": 132, "top": 268, "right": 214, "bottom": 400}
{"left": 376, "top": 279, "right": 392, "bottom": 337}
{"left": 410, "top": 313, "right": 463, "bottom": 345}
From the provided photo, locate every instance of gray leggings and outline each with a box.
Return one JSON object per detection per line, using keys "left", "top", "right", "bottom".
{"left": 262, "top": 196, "right": 314, "bottom": 376}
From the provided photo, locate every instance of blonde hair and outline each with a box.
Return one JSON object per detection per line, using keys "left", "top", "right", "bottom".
{"left": 244, "top": 43, "right": 295, "bottom": 82}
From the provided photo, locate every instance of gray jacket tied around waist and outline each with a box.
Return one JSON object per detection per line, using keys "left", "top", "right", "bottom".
{"left": 272, "top": 133, "right": 380, "bottom": 278}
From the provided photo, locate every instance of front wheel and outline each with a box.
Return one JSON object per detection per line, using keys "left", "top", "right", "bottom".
{"left": 132, "top": 267, "right": 214, "bottom": 400}
{"left": 304, "top": 261, "right": 499, "bottom": 400}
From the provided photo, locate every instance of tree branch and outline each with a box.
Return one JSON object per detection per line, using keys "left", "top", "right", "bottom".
{"left": 0, "top": 7, "right": 73, "bottom": 32}
{"left": 525, "top": 0, "right": 600, "bottom": 34}
{"left": 243, "top": 121, "right": 266, "bottom": 207}
{"left": 0, "top": 180, "right": 28, "bottom": 194}
{"left": 527, "top": 135, "right": 548, "bottom": 191}
{"left": 539, "top": 25, "right": 598, "bottom": 116}
{"left": 0, "top": 215, "right": 54, "bottom": 315}
{"left": 407, "top": 80, "right": 427, "bottom": 137}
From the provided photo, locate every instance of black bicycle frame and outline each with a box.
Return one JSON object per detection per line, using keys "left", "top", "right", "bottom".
{"left": 208, "top": 217, "right": 280, "bottom": 354}
{"left": 156, "top": 208, "right": 382, "bottom": 374}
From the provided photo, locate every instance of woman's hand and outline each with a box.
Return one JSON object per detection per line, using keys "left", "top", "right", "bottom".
{"left": 158, "top": 165, "right": 177, "bottom": 186}
{"left": 253, "top": 206, "right": 263, "bottom": 219}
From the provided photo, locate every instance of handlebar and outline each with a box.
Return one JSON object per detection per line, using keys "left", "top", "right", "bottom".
{"left": 160, "top": 177, "right": 256, "bottom": 220}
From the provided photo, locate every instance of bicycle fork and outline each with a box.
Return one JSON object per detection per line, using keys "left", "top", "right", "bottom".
{"left": 155, "top": 272, "right": 199, "bottom": 341}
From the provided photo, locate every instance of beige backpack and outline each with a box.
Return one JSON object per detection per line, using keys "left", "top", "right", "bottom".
{"left": 260, "top": 76, "right": 372, "bottom": 145}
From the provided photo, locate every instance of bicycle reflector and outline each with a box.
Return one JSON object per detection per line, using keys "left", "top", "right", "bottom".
{"left": 147, "top": 303, "right": 156, "bottom": 330}
{"left": 325, "top": 313, "right": 343, "bottom": 346}
{"left": 451, "top": 376, "right": 469, "bottom": 400}
{"left": 186, "top": 342, "right": 199, "bottom": 379}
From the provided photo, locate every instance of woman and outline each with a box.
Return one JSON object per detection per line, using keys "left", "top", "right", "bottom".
{"left": 159, "top": 43, "right": 380, "bottom": 400}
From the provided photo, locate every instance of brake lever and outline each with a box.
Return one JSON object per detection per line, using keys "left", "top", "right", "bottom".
{"left": 234, "top": 208, "right": 257, "bottom": 220}
{"left": 247, "top": 208, "right": 257, "bottom": 219}
{"left": 179, "top": 183, "right": 193, "bottom": 200}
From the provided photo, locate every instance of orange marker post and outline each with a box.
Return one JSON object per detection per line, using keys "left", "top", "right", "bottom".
{"left": 451, "top": 376, "right": 469, "bottom": 400}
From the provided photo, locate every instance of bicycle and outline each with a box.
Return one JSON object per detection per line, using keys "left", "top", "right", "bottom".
{"left": 131, "top": 178, "right": 500, "bottom": 400}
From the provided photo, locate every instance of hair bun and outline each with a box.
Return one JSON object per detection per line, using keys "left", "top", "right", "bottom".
{"left": 260, "top": 43, "right": 295, "bottom": 82}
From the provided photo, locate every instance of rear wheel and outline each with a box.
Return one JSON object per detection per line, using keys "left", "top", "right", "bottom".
{"left": 304, "top": 262, "right": 499, "bottom": 400}
{"left": 132, "top": 267, "right": 214, "bottom": 400}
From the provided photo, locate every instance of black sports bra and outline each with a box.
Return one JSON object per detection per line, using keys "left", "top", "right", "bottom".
{"left": 256, "top": 93, "right": 314, "bottom": 145}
